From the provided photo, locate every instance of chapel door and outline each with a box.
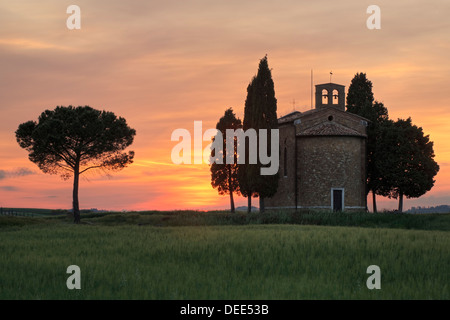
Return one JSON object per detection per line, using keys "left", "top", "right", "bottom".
{"left": 332, "top": 189, "right": 343, "bottom": 212}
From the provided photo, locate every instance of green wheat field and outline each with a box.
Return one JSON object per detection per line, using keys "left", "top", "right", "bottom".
{"left": 0, "top": 210, "right": 449, "bottom": 299}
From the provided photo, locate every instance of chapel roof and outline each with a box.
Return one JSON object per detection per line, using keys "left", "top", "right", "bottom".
{"left": 278, "top": 111, "right": 302, "bottom": 124}
{"left": 297, "top": 121, "right": 367, "bottom": 138}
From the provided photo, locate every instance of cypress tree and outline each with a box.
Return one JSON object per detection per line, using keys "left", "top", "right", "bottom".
{"left": 238, "top": 56, "right": 279, "bottom": 213}
{"left": 346, "top": 73, "right": 388, "bottom": 212}
{"left": 346, "top": 72, "right": 374, "bottom": 111}
{"left": 238, "top": 77, "right": 257, "bottom": 213}
{"left": 210, "top": 108, "right": 242, "bottom": 213}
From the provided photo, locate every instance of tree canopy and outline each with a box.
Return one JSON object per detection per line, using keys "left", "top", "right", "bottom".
{"left": 210, "top": 108, "right": 242, "bottom": 212}
{"left": 347, "top": 73, "right": 439, "bottom": 212}
{"left": 346, "top": 72, "right": 374, "bottom": 111}
{"left": 375, "top": 118, "right": 439, "bottom": 212}
{"left": 346, "top": 73, "right": 388, "bottom": 212}
{"left": 238, "top": 55, "right": 279, "bottom": 213}
{"left": 16, "top": 105, "right": 136, "bottom": 223}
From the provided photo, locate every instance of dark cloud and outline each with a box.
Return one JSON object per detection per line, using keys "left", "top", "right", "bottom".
{"left": 13, "top": 168, "right": 35, "bottom": 176}
{"left": 0, "top": 168, "right": 35, "bottom": 180}
{"left": 0, "top": 186, "right": 19, "bottom": 192}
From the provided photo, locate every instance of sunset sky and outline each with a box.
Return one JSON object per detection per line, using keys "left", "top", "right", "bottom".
{"left": 1, "top": 0, "right": 449, "bottom": 212}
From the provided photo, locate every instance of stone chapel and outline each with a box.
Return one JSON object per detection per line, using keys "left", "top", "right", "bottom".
{"left": 265, "top": 82, "right": 368, "bottom": 212}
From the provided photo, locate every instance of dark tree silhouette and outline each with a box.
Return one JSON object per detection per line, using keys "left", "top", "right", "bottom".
{"left": 15, "top": 106, "right": 136, "bottom": 223}
{"left": 346, "top": 72, "right": 374, "bottom": 110}
{"left": 346, "top": 73, "right": 389, "bottom": 212}
{"left": 210, "top": 108, "right": 242, "bottom": 212}
{"left": 238, "top": 56, "right": 279, "bottom": 213}
{"left": 376, "top": 118, "right": 439, "bottom": 212}
{"left": 238, "top": 77, "right": 258, "bottom": 213}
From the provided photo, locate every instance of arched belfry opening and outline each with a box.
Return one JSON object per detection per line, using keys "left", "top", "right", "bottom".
{"left": 315, "top": 83, "right": 345, "bottom": 111}
{"left": 332, "top": 89, "right": 339, "bottom": 105}
{"left": 322, "top": 89, "right": 329, "bottom": 105}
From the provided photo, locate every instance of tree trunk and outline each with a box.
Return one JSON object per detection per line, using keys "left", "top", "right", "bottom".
{"left": 372, "top": 191, "right": 377, "bottom": 213}
{"left": 73, "top": 161, "right": 81, "bottom": 224}
{"left": 398, "top": 191, "right": 403, "bottom": 213}
{"left": 228, "top": 167, "right": 235, "bottom": 213}
{"left": 247, "top": 195, "right": 252, "bottom": 213}
{"left": 229, "top": 191, "right": 235, "bottom": 213}
{"left": 259, "top": 196, "right": 265, "bottom": 214}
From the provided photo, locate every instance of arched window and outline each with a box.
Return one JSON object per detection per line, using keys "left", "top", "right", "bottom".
{"left": 332, "top": 89, "right": 339, "bottom": 104}
{"left": 322, "top": 89, "right": 328, "bottom": 105}
{"left": 284, "top": 147, "right": 288, "bottom": 177}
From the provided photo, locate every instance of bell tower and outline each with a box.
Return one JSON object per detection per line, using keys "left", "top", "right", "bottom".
{"left": 315, "top": 83, "right": 345, "bottom": 111}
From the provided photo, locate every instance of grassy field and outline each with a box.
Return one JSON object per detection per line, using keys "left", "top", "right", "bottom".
{"left": 0, "top": 211, "right": 449, "bottom": 299}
